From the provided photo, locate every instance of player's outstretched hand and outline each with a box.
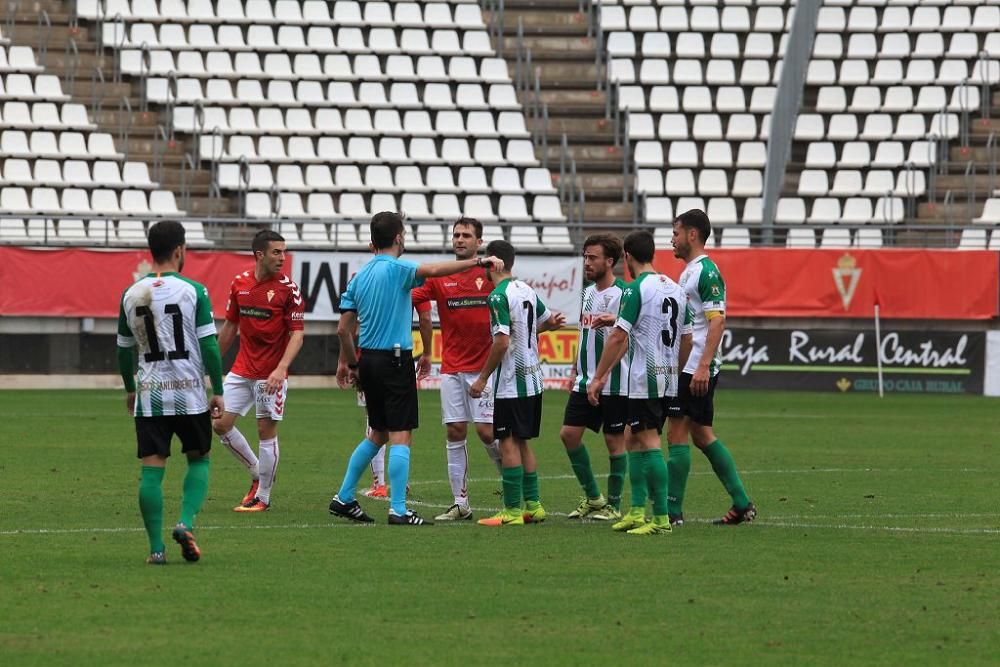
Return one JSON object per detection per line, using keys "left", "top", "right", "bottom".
{"left": 481, "top": 256, "right": 505, "bottom": 272}
{"left": 125, "top": 392, "right": 136, "bottom": 415}
{"left": 265, "top": 368, "right": 285, "bottom": 395}
{"left": 416, "top": 353, "right": 432, "bottom": 380}
{"left": 587, "top": 376, "right": 606, "bottom": 406}
{"left": 469, "top": 377, "right": 486, "bottom": 398}
{"left": 591, "top": 313, "right": 616, "bottom": 329}
{"left": 550, "top": 311, "right": 567, "bottom": 328}
{"left": 209, "top": 395, "right": 225, "bottom": 419}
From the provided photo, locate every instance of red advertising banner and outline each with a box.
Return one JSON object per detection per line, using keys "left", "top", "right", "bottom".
{"left": 0, "top": 247, "right": 260, "bottom": 317}
{"left": 654, "top": 248, "right": 999, "bottom": 320}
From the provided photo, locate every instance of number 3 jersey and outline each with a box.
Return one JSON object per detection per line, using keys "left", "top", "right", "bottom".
{"left": 117, "top": 272, "right": 217, "bottom": 416}
{"left": 488, "top": 278, "right": 552, "bottom": 399}
{"left": 615, "top": 272, "right": 691, "bottom": 399}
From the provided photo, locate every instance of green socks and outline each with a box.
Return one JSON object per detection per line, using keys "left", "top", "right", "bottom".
{"left": 702, "top": 440, "right": 751, "bottom": 510}
{"left": 644, "top": 449, "right": 669, "bottom": 517}
{"left": 627, "top": 451, "right": 648, "bottom": 510}
{"left": 139, "top": 466, "right": 165, "bottom": 553}
{"left": 522, "top": 470, "right": 540, "bottom": 503}
{"left": 567, "top": 444, "right": 600, "bottom": 499}
{"left": 502, "top": 465, "right": 524, "bottom": 509}
{"left": 179, "top": 458, "right": 211, "bottom": 529}
{"left": 667, "top": 444, "right": 691, "bottom": 516}
{"left": 607, "top": 453, "right": 627, "bottom": 510}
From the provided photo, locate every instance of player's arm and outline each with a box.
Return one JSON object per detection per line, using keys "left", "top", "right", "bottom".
{"left": 587, "top": 327, "right": 629, "bottom": 406}
{"left": 470, "top": 291, "right": 509, "bottom": 398}
{"left": 337, "top": 310, "right": 359, "bottom": 389}
{"left": 116, "top": 294, "right": 138, "bottom": 414}
{"left": 416, "top": 305, "right": 433, "bottom": 380}
{"left": 217, "top": 319, "right": 238, "bottom": 357}
{"left": 194, "top": 284, "right": 225, "bottom": 417}
{"left": 692, "top": 313, "right": 725, "bottom": 396}
{"left": 265, "top": 330, "right": 304, "bottom": 394}
{"left": 470, "top": 332, "right": 508, "bottom": 398}
{"left": 416, "top": 255, "right": 504, "bottom": 279}
{"left": 533, "top": 294, "right": 566, "bottom": 333}
{"left": 679, "top": 303, "right": 695, "bottom": 371}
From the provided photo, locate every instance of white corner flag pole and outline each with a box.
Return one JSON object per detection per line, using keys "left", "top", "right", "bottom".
{"left": 874, "top": 302, "right": 884, "bottom": 398}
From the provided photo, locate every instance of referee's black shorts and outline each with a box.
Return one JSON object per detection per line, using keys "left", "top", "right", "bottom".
{"left": 358, "top": 348, "right": 419, "bottom": 432}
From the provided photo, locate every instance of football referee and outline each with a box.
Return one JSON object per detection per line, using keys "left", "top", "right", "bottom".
{"left": 328, "top": 212, "right": 504, "bottom": 525}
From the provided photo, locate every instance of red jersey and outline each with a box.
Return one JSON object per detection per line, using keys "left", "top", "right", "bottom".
{"left": 226, "top": 270, "right": 305, "bottom": 379}
{"left": 412, "top": 266, "right": 493, "bottom": 374}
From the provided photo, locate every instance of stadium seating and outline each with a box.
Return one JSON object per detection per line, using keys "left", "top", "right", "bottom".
{"left": 604, "top": 0, "right": 1000, "bottom": 239}
{"left": 80, "top": 0, "right": 565, "bottom": 244}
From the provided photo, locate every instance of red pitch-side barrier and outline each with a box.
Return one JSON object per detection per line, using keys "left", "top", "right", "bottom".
{"left": 1, "top": 246, "right": 997, "bottom": 320}
{"left": 0, "top": 247, "right": 256, "bottom": 317}
{"left": 653, "top": 248, "right": 999, "bottom": 320}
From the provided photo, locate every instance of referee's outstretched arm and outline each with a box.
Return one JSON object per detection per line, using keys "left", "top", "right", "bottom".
{"left": 416, "top": 255, "right": 505, "bottom": 279}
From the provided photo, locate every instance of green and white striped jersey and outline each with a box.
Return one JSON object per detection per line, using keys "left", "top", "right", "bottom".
{"left": 615, "top": 272, "right": 689, "bottom": 399}
{"left": 488, "top": 278, "right": 551, "bottom": 399}
{"left": 678, "top": 255, "right": 725, "bottom": 377}
{"left": 574, "top": 278, "right": 629, "bottom": 396}
{"left": 117, "top": 273, "right": 217, "bottom": 417}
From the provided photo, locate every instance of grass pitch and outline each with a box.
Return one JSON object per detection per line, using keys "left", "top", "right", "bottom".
{"left": 1, "top": 388, "right": 997, "bottom": 666}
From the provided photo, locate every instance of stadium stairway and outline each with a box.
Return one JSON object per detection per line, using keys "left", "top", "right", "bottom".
{"left": 6, "top": 0, "right": 234, "bottom": 220}
{"left": 487, "top": 0, "right": 635, "bottom": 227}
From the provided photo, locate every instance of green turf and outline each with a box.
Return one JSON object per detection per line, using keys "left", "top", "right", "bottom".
{"left": 1, "top": 389, "right": 997, "bottom": 666}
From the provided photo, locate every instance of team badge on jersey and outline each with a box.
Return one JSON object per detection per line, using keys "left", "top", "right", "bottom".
{"left": 267, "top": 289, "right": 275, "bottom": 302}
{"left": 475, "top": 277, "right": 484, "bottom": 290}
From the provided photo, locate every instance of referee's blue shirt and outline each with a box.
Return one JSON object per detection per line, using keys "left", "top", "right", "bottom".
{"left": 340, "top": 254, "right": 424, "bottom": 351}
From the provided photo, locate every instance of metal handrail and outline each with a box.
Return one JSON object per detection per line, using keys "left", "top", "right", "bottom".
{"left": 180, "top": 153, "right": 197, "bottom": 211}
{"left": 943, "top": 190, "right": 954, "bottom": 230}
{"left": 111, "top": 13, "right": 125, "bottom": 83}
{"left": 903, "top": 161, "right": 916, "bottom": 219}
{"left": 90, "top": 66, "right": 105, "bottom": 118}
{"left": 165, "top": 71, "right": 179, "bottom": 144}
{"left": 63, "top": 39, "right": 79, "bottom": 95}
{"left": 138, "top": 42, "right": 151, "bottom": 113}
{"left": 153, "top": 124, "right": 168, "bottom": 183}
{"left": 269, "top": 183, "right": 281, "bottom": 218}
{"left": 94, "top": 0, "right": 107, "bottom": 53}
{"left": 207, "top": 126, "right": 224, "bottom": 197}
{"left": 192, "top": 100, "right": 206, "bottom": 169}
{"left": 238, "top": 156, "right": 251, "bottom": 217}
{"left": 4, "top": 0, "right": 18, "bottom": 42}
{"left": 979, "top": 50, "right": 992, "bottom": 122}
{"left": 621, "top": 111, "right": 631, "bottom": 202}
{"left": 37, "top": 10, "right": 51, "bottom": 63}
{"left": 959, "top": 79, "right": 971, "bottom": 150}
{"left": 965, "top": 161, "right": 976, "bottom": 222}
{"left": 987, "top": 132, "right": 997, "bottom": 195}
{"left": 118, "top": 96, "right": 132, "bottom": 162}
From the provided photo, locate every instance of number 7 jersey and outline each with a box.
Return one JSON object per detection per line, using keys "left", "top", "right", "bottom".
{"left": 117, "top": 273, "right": 217, "bottom": 416}
{"left": 615, "top": 272, "right": 691, "bottom": 399}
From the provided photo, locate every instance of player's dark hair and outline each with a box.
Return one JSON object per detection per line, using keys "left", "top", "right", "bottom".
{"left": 370, "top": 211, "right": 404, "bottom": 249}
{"left": 147, "top": 220, "right": 186, "bottom": 263}
{"left": 485, "top": 240, "right": 515, "bottom": 272}
{"left": 623, "top": 231, "right": 655, "bottom": 264}
{"left": 453, "top": 217, "right": 483, "bottom": 239}
{"left": 252, "top": 229, "right": 284, "bottom": 255}
{"left": 583, "top": 233, "right": 623, "bottom": 266}
{"left": 674, "top": 209, "right": 712, "bottom": 244}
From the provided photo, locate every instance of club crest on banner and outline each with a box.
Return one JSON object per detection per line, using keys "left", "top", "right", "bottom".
{"left": 832, "top": 254, "right": 862, "bottom": 310}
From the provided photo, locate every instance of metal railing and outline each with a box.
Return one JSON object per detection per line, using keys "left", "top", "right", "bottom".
{"left": 987, "top": 132, "right": 997, "bottom": 196}
{"left": 4, "top": 0, "right": 18, "bottom": 42}
{"left": 90, "top": 66, "right": 105, "bottom": 118}
{"left": 138, "top": 42, "right": 152, "bottom": 113}
{"left": 180, "top": 153, "right": 197, "bottom": 211}
{"left": 37, "top": 10, "right": 51, "bottom": 63}
{"left": 63, "top": 39, "right": 80, "bottom": 94}
{"left": 92, "top": 0, "right": 107, "bottom": 53}
{"left": 152, "top": 124, "right": 169, "bottom": 182}
{"left": 979, "top": 50, "right": 994, "bottom": 122}
{"left": 238, "top": 156, "right": 251, "bottom": 217}
{"left": 117, "top": 96, "right": 132, "bottom": 162}
{"left": 206, "top": 125, "right": 224, "bottom": 198}
{"left": 965, "top": 161, "right": 976, "bottom": 222}
{"left": 110, "top": 13, "right": 126, "bottom": 83}
{"left": 482, "top": 0, "right": 505, "bottom": 57}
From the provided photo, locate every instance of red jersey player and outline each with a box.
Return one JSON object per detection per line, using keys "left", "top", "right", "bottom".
{"left": 212, "top": 230, "right": 305, "bottom": 512}
{"left": 411, "top": 218, "right": 501, "bottom": 521}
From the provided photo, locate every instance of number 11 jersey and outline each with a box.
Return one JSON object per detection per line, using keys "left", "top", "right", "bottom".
{"left": 117, "top": 272, "right": 218, "bottom": 417}
{"left": 615, "top": 272, "right": 690, "bottom": 400}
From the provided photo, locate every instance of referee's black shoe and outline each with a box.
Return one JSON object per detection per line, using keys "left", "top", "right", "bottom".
{"left": 388, "top": 510, "right": 433, "bottom": 526}
{"left": 329, "top": 495, "right": 374, "bottom": 523}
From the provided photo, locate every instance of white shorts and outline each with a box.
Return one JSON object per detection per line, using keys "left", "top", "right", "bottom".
{"left": 223, "top": 372, "right": 287, "bottom": 421}
{"left": 440, "top": 371, "right": 494, "bottom": 425}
